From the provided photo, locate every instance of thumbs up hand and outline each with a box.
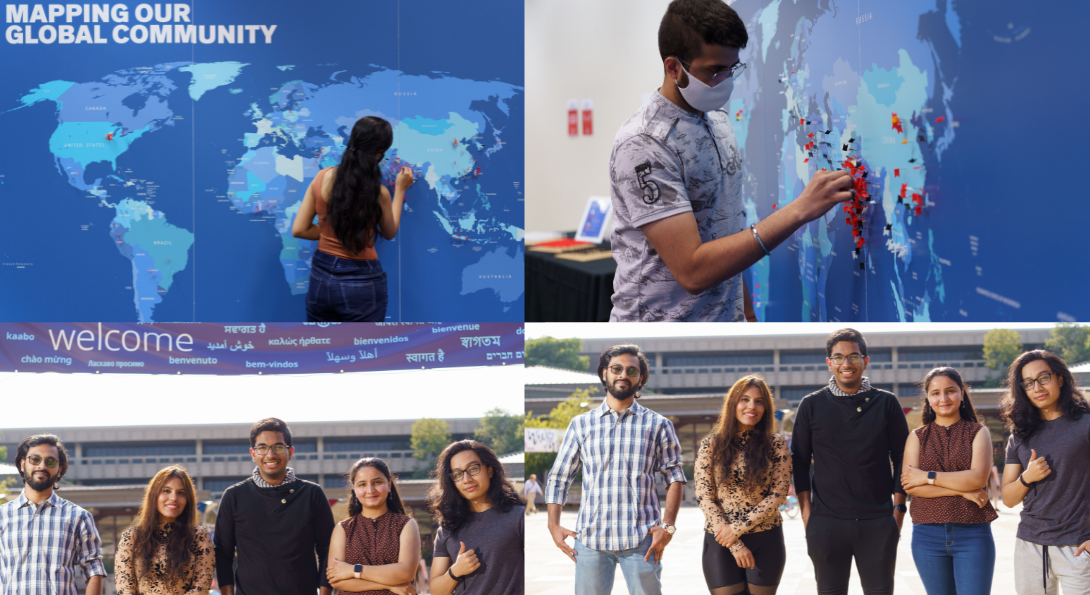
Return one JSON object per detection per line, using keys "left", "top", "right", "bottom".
{"left": 450, "top": 541, "right": 480, "bottom": 579}
{"left": 1022, "top": 449, "right": 1052, "bottom": 484}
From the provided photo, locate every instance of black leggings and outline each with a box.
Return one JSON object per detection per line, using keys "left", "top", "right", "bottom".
{"left": 702, "top": 525, "right": 786, "bottom": 595}
{"left": 805, "top": 514, "right": 899, "bottom": 595}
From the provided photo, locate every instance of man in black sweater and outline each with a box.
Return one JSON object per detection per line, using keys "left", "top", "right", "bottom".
{"left": 213, "top": 418, "right": 336, "bottom": 595}
{"left": 790, "top": 328, "right": 910, "bottom": 595}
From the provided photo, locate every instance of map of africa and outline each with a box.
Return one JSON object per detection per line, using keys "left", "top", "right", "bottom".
{"left": 728, "top": 0, "right": 1088, "bottom": 321}
{"left": 0, "top": 0, "right": 523, "bottom": 321}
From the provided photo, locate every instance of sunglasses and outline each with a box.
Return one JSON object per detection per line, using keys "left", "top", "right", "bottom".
{"left": 608, "top": 364, "right": 641, "bottom": 377}
{"left": 26, "top": 455, "right": 60, "bottom": 468}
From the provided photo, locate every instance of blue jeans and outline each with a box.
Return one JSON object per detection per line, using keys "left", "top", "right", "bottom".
{"left": 911, "top": 522, "right": 995, "bottom": 595}
{"left": 306, "top": 250, "right": 387, "bottom": 322}
{"left": 574, "top": 536, "right": 662, "bottom": 595}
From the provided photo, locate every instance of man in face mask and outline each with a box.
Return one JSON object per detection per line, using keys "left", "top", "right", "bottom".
{"left": 608, "top": 0, "right": 855, "bottom": 322}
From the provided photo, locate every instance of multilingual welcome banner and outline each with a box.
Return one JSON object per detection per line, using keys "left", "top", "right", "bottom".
{"left": 0, "top": 322, "right": 524, "bottom": 374}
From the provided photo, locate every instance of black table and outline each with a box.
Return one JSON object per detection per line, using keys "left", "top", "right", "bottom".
{"left": 525, "top": 235, "right": 616, "bottom": 322}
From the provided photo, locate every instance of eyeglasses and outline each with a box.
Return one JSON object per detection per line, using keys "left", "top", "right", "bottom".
{"left": 450, "top": 462, "right": 483, "bottom": 482}
{"left": 608, "top": 364, "right": 641, "bottom": 377}
{"left": 253, "top": 445, "right": 290, "bottom": 456}
{"left": 25, "top": 455, "right": 59, "bottom": 468}
{"left": 675, "top": 57, "right": 747, "bottom": 88}
{"left": 828, "top": 354, "right": 864, "bottom": 365}
{"left": 1022, "top": 372, "right": 1055, "bottom": 391}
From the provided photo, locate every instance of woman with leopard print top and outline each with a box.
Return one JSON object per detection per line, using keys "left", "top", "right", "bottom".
{"left": 695, "top": 375, "right": 791, "bottom": 595}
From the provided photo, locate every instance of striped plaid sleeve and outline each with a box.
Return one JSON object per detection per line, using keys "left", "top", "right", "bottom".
{"left": 75, "top": 509, "right": 106, "bottom": 578}
{"left": 545, "top": 416, "right": 584, "bottom": 505}
{"left": 656, "top": 418, "right": 687, "bottom": 485}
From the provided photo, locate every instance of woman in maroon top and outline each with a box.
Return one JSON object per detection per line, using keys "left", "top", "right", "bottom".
{"left": 326, "top": 457, "right": 421, "bottom": 595}
{"left": 900, "top": 367, "right": 997, "bottom": 595}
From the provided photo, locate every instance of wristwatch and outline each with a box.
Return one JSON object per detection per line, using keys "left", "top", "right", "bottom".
{"left": 354, "top": 564, "right": 363, "bottom": 579}
{"left": 660, "top": 522, "right": 676, "bottom": 535}
{"left": 927, "top": 471, "right": 936, "bottom": 485}
{"left": 893, "top": 504, "right": 908, "bottom": 513}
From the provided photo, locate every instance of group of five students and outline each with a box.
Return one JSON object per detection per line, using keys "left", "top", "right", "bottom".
{"left": 544, "top": 329, "right": 1090, "bottom": 595}
{"left": 0, "top": 418, "right": 524, "bottom": 595}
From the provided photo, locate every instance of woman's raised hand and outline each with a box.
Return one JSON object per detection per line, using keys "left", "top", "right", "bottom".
{"left": 395, "top": 167, "right": 415, "bottom": 193}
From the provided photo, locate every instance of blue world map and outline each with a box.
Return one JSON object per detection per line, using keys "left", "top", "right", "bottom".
{"left": 730, "top": 0, "right": 1088, "bottom": 321}
{"left": 0, "top": 0, "right": 524, "bottom": 321}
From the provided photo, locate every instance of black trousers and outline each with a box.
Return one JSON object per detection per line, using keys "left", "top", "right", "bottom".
{"left": 806, "top": 514, "right": 899, "bottom": 595}
{"left": 702, "top": 525, "right": 787, "bottom": 589}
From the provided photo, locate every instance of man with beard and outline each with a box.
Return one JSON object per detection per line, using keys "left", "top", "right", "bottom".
{"left": 213, "top": 418, "right": 336, "bottom": 595}
{"left": 790, "top": 328, "right": 910, "bottom": 595}
{"left": 546, "top": 344, "right": 686, "bottom": 595}
{"left": 0, "top": 434, "right": 106, "bottom": 594}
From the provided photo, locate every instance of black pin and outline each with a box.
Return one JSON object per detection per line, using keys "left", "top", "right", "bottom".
{"left": 918, "top": 135, "right": 926, "bottom": 142}
{"left": 842, "top": 144, "right": 848, "bottom": 151}
{"left": 824, "top": 129, "right": 831, "bottom": 134}
{"left": 854, "top": 247, "right": 860, "bottom": 256}
{"left": 885, "top": 223, "right": 892, "bottom": 231}
{"left": 908, "top": 158, "right": 917, "bottom": 163}
{"left": 806, "top": 120, "right": 812, "bottom": 124}
{"left": 849, "top": 137, "right": 855, "bottom": 143}
{"left": 859, "top": 262, "right": 865, "bottom": 270}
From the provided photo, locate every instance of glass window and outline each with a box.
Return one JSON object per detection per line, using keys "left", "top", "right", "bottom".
{"left": 202, "top": 441, "right": 250, "bottom": 455}
{"left": 325, "top": 438, "right": 411, "bottom": 452}
{"left": 83, "top": 442, "right": 196, "bottom": 458}
{"left": 662, "top": 352, "right": 774, "bottom": 367}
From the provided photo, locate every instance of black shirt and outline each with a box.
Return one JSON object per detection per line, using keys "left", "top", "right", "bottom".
{"left": 790, "top": 386, "right": 910, "bottom": 520}
{"left": 213, "top": 477, "right": 336, "bottom": 594}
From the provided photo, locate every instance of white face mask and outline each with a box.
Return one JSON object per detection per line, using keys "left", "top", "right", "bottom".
{"left": 674, "top": 62, "right": 733, "bottom": 113}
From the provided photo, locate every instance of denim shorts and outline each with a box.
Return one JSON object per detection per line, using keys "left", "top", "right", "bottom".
{"left": 305, "top": 249, "right": 387, "bottom": 322}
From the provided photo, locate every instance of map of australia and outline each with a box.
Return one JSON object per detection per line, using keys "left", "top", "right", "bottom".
{"left": 4, "top": 60, "right": 523, "bottom": 321}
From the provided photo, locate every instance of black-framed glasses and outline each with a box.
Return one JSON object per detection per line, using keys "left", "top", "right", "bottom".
{"left": 608, "top": 364, "right": 641, "bottom": 377}
{"left": 26, "top": 455, "right": 59, "bottom": 468}
{"left": 675, "top": 57, "right": 747, "bottom": 88}
{"left": 253, "top": 445, "right": 290, "bottom": 456}
{"left": 450, "top": 462, "right": 483, "bottom": 482}
{"left": 828, "top": 354, "right": 864, "bottom": 365}
{"left": 1022, "top": 372, "right": 1055, "bottom": 391}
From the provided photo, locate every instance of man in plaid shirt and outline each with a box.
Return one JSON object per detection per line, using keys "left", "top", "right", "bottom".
{"left": 546, "top": 344, "right": 687, "bottom": 595}
{"left": 0, "top": 434, "right": 105, "bottom": 595}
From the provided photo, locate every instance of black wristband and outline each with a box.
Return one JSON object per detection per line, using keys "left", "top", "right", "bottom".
{"left": 892, "top": 504, "right": 907, "bottom": 513}
{"left": 448, "top": 567, "right": 463, "bottom": 582}
{"left": 1019, "top": 474, "right": 1031, "bottom": 487}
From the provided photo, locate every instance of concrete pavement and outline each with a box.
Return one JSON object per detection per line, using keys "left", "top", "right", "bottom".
{"left": 526, "top": 502, "right": 1022, "bottom": 594}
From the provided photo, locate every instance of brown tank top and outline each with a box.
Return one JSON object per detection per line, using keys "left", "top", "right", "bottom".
{"left": 314, "top": 167, "right": 379, "bottom": 260}
{"left": 908, "top": 419, "right": 998, "bottom": 524}
{"left": 338, "top": 511, "right": 412, "bottom": 594}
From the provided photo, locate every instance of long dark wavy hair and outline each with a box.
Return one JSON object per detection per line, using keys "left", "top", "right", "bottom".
{"left": 1000, "top": 350, "right": 1090, "bottom": 439}
{"left": 345, "top": 457, "right": 406, "bottom": 518}
{"left": 709, "top": 375, "right": 776, "bottom": 490}
{"left": 919, "top": 367, "right": 979, "bottom": 427}
{"left": 329, "top": 116, "right": 393, "bottom": 254}
{"left": 427, "top": 440, "right": 524, "bottom": 535}
{"left": 129, "top": 466, "right": 198, "bottom": 589}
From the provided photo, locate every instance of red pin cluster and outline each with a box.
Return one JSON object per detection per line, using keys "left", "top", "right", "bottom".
{"left": 841, "top": 158, "right": 870, "bottom": 250}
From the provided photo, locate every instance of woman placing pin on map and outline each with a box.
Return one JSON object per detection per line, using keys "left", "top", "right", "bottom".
{"left": 292, "top": 116, "right": 415, "bottom": 321}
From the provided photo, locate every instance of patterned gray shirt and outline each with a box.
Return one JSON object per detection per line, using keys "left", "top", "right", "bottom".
{"left": 608, "top": 90, "right": 745, "bottom": 321}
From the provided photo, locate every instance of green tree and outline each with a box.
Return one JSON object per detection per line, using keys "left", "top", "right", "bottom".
{"left": 983, "top": 329, "right": 1023, "bottom": 371}
{"left": 525, "top": 388, "right": 599, "bottom": 479}
{"left": 474, "top": 408, "right": 525, "bottom": 456}
{"left": 411, "top": 418, "right": 451, "bottom": 461}
{"left": 1045, "top": 323, "right": 1090, "bottom": 365}
{"left": 526, "top": 337, "right": 589, "bottom": 371}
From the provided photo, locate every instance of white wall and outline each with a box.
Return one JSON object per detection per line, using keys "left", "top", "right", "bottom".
{"left": 526, "top": 0, "right": 675, "bottom": 233}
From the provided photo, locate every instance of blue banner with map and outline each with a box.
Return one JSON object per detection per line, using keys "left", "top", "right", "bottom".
{"left": 0, "top": 323, "right": 524, "bottom": 374}
{"left": 0, "top": 0, "right": 523, "bottom": 322}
